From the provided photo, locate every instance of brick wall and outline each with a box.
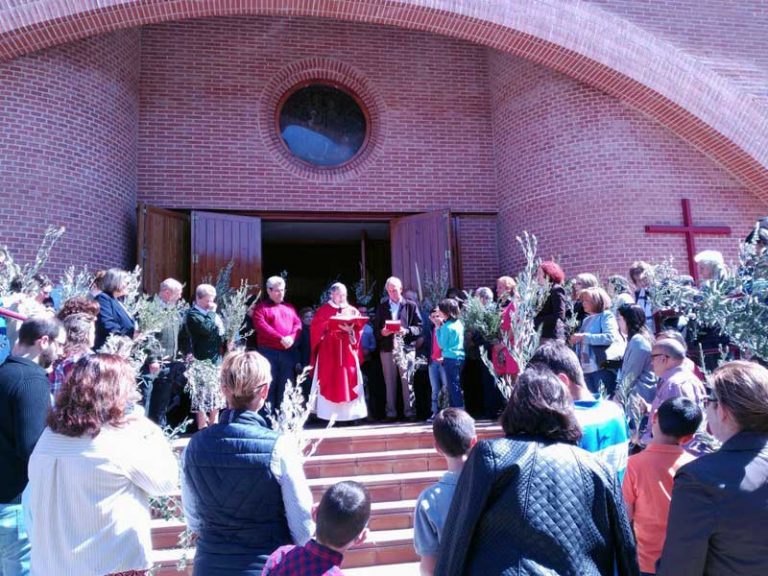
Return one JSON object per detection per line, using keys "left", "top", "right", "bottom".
{"left": 589, "top": 1, "right": 768, "bottom": 105}
{"left": 0, "top": 29, "right": 140, "bottom": 277}
{"left": 456, "top": 215, "right": 499, "bottom": 291}
{"left": 488, "top": 50, "right": 768, "bottom": 279}
{"left": 137, "top": 17, "right": 497, "bottom": 214}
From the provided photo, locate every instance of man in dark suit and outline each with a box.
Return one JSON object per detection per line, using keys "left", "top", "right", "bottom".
{"left": 374, "top": 276, "right": 423, "bottom": 421}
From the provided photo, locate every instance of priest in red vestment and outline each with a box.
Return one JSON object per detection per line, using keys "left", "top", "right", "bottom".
{"left": 309, "top": 282, "right": 368, "bottom": 422}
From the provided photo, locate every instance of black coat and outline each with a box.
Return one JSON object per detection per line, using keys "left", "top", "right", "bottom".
{"left": 94, "top": 291, "right": 136, "bottom": 350}
{"left": 658, "top": 431, "right": 768, "bottom": 576}
{"left": 534, "top": 284, "right": 567, "bottom": 341}
{"left": 373, "top": 298, "right": 423, "bottom": 353}
{"left": 436, "top": 437, "right": 639, "bottom": 576}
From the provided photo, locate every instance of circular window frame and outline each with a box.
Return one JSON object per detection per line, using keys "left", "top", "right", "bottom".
{"left": 259, "top": 59, "right": 384, "bottom": 183}
{"left": 275, "top": 80, "right": 372, "bottom": 170}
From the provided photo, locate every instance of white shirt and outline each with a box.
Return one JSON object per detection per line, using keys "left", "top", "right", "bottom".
{"left": 26, "top": 417, "right": 179, "bottom": 576}
{"left": 389, "top": 298, "right": 401, "bottom": 321}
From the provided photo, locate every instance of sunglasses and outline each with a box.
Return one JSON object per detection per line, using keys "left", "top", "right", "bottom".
{"left": 703, "top": 388, "right": 719, "bottom": 408}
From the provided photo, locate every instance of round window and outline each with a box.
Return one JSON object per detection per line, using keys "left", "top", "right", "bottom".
{"left": 278, "top": 83, "right": 368, "bottom": 167}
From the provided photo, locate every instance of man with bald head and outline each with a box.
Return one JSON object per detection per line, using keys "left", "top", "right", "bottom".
{"left": 643, "top": 338, "right": 706, "bottom": 443}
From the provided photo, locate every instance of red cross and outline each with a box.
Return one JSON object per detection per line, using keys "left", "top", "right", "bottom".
{"left": 645, "top": 198, "right": 731, "bottom": 283}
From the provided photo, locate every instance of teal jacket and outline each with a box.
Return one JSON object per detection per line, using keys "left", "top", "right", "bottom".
{"left": 437, "top": 319, "right": 465, "bottom": 360}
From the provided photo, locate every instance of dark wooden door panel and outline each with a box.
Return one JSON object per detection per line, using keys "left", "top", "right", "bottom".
{"left": 191, "top": 211, "right": 262, "bottom": 293}
{"left": 137, "top": 203, "right": 191, "bottom": 296}
{"left": 390, "top": 210, "right": 457, "bottom": 294}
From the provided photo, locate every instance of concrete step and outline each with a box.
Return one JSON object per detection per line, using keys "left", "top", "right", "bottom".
{"left": 307, "top": 470, "right": 442, "bottom": 502}
{"left": 171, "top": 421, "right": 502, "bottom": 457}
{"left": 305, "top": 448, "right": 444, "bottom": 478}
{"left": 155, "top": 422, "right": 496, "bottom": 572}
{"left": 151, "top": 500, "right": 418, "bottom": 550}
{"left": 152, "top": 528, "right": 418, "bottom": 574}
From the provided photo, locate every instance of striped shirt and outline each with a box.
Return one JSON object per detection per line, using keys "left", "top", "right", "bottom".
{"left": 574, "top": 398, "right": 629, "bottom": 481}
{"left": 26, "top": 417, "right": 178, "bottom": 576}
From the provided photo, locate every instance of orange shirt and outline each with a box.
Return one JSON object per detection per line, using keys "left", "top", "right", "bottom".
{"left": 622, "top": 443, "right": 696, "bottom": 573}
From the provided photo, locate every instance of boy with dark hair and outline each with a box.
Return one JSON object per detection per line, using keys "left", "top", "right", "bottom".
{"left": 413, "top": 408, "right": 477, "bottom": 575}
{"left": 622, "top": 397, "right": 702, "bottom": 576}
{"left": 262, "top": 481, "right": 371, "bottom": 576}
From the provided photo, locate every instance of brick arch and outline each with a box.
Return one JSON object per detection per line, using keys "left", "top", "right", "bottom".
{"left": 1, "top": 0, "right": 766, "bottom": 198}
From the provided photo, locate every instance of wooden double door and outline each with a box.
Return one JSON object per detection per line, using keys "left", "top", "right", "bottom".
{"left": 137, "top": 204, "right": 459, "bottom": 298}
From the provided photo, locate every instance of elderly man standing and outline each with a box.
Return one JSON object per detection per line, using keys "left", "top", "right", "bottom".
{"left": 374, "top": 276, "right": 423, "bottom": 422}
{"left": 252, "top": 276, "right": 302, "bottom": 411}
{"left": 145, "top": 278, "right": 184, "bottom": 426}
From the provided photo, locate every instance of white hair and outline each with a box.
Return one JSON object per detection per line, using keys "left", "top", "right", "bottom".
{"left": 694, "top": 250, "right": 725, "bottom": 267}
{"left": 694, "top": 250, "right": 727, "bottom": 281}
{"left": 330, "top": 282, "right": 347, "bottom": 293}
{"left": 385, "top": 276, "right": 402, "bottom": 289}
{"left": 195, "top": 284, "right": 216, "bottom": 299}
{"left": 475, "top": 287, "right": 493, "bottom": 300}
{"left": 266, "top": 276, "right": 286, "bottom": 290}
{"left": 160, "top": 278, "right": 182, "bottom": 293}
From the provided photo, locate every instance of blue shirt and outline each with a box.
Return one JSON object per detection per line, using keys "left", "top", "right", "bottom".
{"left": 413, "top": 471, "right": 459, "bottom": 556}
{"left": 360, "top": 324, "right": 376, "bottom": 353}
{"left": 574, "top": 398, "right": 629, "bottom": 481}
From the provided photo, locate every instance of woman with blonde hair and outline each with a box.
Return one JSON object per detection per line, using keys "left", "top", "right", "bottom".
{"left": 182, "top": 350, "right": 313, "bottom": 575}
{"left": 27, "top": 354, "right": 178, "bottom": 576}
{"left": 570, "top": 287, "right": 625, "bottom": 395}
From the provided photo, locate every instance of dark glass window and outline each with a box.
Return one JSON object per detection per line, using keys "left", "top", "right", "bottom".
{"left": 278, "top": 84, "right": 367, "bottom": 167}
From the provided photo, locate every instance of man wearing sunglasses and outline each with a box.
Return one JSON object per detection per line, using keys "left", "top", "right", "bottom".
{"left": 642, "top": 339, "right": 706, "bottom": 444}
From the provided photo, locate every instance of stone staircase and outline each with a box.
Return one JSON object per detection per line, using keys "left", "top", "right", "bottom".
{"left": 151, "top": 421, "right": 502, "bottom": 575}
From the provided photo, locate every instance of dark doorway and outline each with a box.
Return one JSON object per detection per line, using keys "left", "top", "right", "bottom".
{"left": 261, "top": 221, "right": 390, "bottom": 310}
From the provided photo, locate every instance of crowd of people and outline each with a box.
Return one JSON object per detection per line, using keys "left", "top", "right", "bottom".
{"left": 1, "top": 237, "right": 767, "bottom": 575}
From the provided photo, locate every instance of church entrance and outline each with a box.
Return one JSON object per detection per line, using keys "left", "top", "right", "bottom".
{"left": 261, "top": 220, "right": 390, "bottom": 309}
{"left": 137, "top": 204, "right": 459, "bottom": 304}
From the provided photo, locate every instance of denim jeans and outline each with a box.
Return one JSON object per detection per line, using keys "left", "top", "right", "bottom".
{"left": 0, "top": 503, "right": 30, "bottom": 576}
{"left": 442, "top": 357, "right": 465, "bottom": 409}
{"left": 428, "top": 361, "right": 447, "bottom": 415}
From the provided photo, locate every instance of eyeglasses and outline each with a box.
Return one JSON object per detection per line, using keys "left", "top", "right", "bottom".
{"left": 704, "top": 388, "right": 719, "bottom": 408}
{"left": 650, "top": 353, "right": 668, "bottom": 360}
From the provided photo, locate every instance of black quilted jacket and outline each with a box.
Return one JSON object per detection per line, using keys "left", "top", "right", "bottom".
{"left": 436, "top": 437, "right": 639, "bottom": 576}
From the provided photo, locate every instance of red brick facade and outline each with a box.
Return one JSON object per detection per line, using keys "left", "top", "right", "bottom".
{"left": 0, "top": 7, "right": 766, "bottom": 289}
{"left": 489, "top": 52, "right": 766, "bottom": 276}
{"left": 0, "top": 29, "right": 140, "bottom": 272}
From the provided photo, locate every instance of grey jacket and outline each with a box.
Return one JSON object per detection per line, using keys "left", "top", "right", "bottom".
{"left": 658, "top": 431, "right": 768, "bottom": 576}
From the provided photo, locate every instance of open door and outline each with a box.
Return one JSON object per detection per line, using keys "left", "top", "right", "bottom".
{"left": 191, "top": 211, "right": 263, "bottom": 293}
{"left": 137, "top": 203, "right": 191, "bottom": 296}
{"left": 390, "top": 210, "right": 459, "bottom": 295}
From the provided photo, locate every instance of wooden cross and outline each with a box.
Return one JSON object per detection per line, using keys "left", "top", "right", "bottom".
{"left": 645, "top": 198, "right": 731, "bottom": 283}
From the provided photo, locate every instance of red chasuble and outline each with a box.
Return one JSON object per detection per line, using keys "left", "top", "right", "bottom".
{"left": 309, "top": 303, "right": 363, "bottom": 404}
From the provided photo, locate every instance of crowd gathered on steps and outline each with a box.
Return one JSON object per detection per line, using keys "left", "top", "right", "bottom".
{"left": 0, "top": 235, "right": 767, "bottom": 575}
